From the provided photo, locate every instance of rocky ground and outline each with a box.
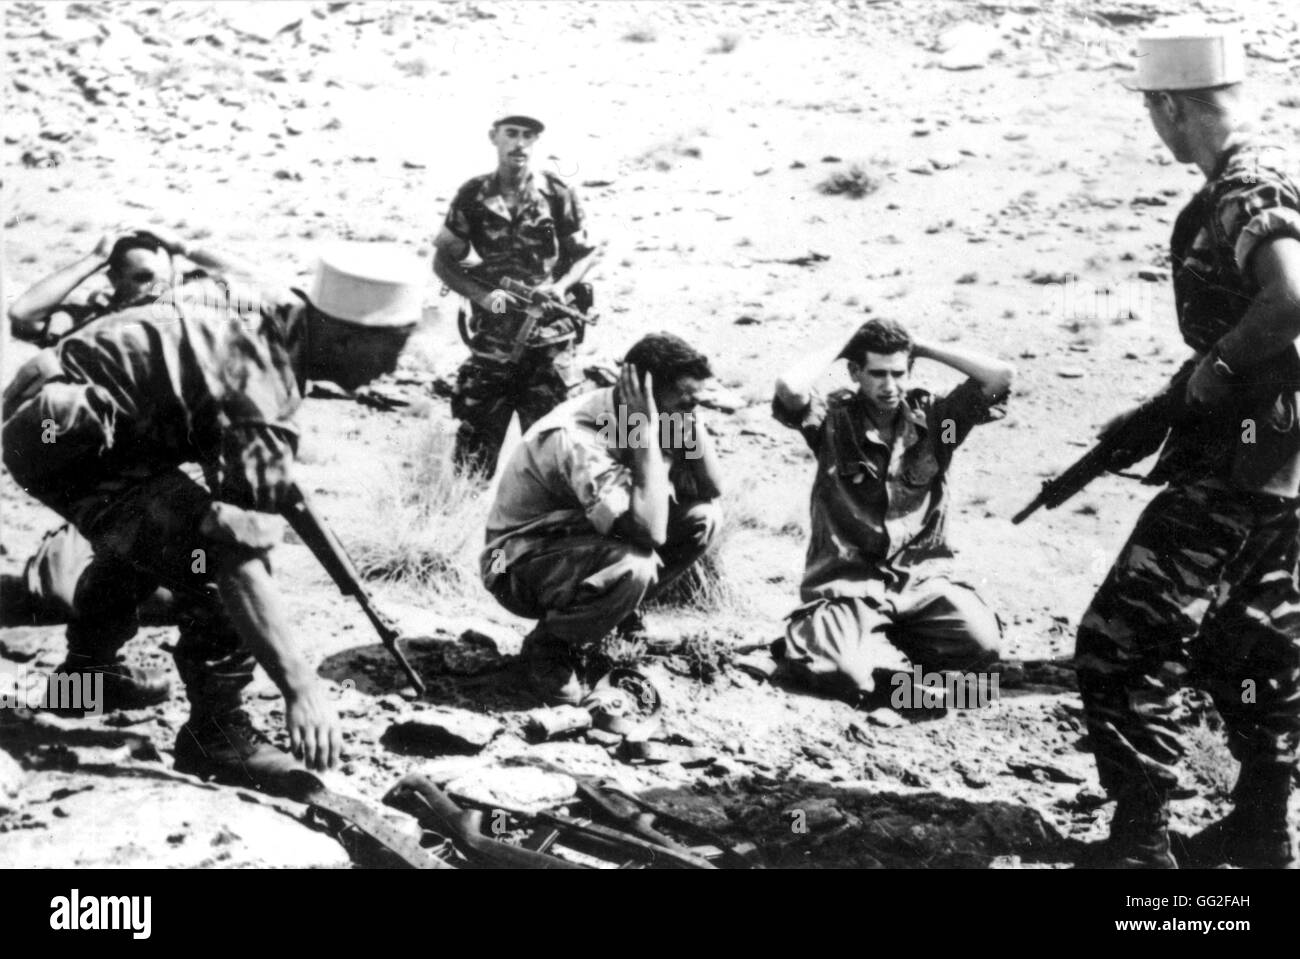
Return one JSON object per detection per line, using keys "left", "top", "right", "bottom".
{"left": 3, "top": 0, "right": 1299, "bottom": 868}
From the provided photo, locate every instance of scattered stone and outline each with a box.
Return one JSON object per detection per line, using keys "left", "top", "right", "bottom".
{"left": 0, "top": 749, "right": 25, "bottom": 801}
{"left": 525, "top": 705, "right": 592, "bottom": 743}
{"left": 414, "top": 756, "right": 494, "bottom": 787}
{"left": 381, "top": 710, "right": 501, "bottom": 756}
{"left": 782, "top": 796, "right": 845, "bottom": 831}
{"left": 952, "top": 761, "right": 989, "bottom": 789}
{"left": 584, "top": 728, "right": 623, "bottom": 747}
{"left": 935, "top": 23, "right": 1002, "bottom": 71}
{"left": 1056, "top": 368, "right": 1085, "bottom": 379}
{"left": 1007, "top": 760, "right": 1086, "bottom": 784}
{"left": 445, "top": 766, "right": 577, "bottom": 814}
{"left": 699, "top": 386, "right": 747, "bottom": 414}
{"left": 864, "top": 707, "right": 905, "bottom": 728}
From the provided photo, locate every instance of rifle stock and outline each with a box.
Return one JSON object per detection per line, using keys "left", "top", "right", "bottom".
{"left": 282, "top": 484, "right": 426, "bottom": 695}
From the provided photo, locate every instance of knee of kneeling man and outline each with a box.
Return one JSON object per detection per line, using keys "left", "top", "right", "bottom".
{"left": 967, "top": 607, "right": 1004, "bottom": 663}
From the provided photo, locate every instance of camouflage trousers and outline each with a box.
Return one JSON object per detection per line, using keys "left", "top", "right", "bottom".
{"left": 3, "top": 392, "right": 256, "bottom": 719}
{"left": 1075, "top": 479, "right": 1300, "bottom": 798}
{"left": 451, "top": 346, "right": 579, "bottom": 476}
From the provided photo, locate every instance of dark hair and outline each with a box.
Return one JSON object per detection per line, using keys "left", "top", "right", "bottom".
{"left": 107, "top": 234, "right": 168, "bottom": 273}
{"left": 838, "top": 318, "right": 913, "bottom": 366}
{"left": 623, "top": 332, "right": 712, "bottom": 386}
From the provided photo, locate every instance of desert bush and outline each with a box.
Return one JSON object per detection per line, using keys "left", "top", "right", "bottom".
{"left": 817, "top": 164, "right": 881, "bottom": 199}
{"left": 711, "top": 32, "right": 741, "bottom": 54}
{"left": 623, "top": 23, "right": 657, "bottom": 43}
{"left": 350, "top": 424, "right": 489, "bottom": 601}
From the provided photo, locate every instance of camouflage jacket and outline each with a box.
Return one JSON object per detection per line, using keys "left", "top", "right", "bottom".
{"left": 443, "top": 169, "right": 590, "bottom": 292}
{"left": 774, "top": 381, "right": 1003, "bottom": 601}
{"left": 3, "top": 278, "right": 307, "bottom": 514}
{"left": 1152, "top": 138, "right": 1300, "bottom": 495}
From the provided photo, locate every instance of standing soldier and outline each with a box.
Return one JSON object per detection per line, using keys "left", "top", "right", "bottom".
{"left": 1077, "top": 24, "right": 1300, "bottom": 868}
{"left": 433, "top": 111, "right": 600, "bottom": 476}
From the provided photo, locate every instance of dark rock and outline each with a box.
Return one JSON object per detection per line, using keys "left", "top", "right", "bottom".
{"left": 381, "top": 711, "right": 501, "bottom": 756}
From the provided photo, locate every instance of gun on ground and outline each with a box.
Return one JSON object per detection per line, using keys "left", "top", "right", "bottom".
{"left": 1013, "top": 362, "right": 1193, "bottom": 525}
{"left": 282, "top": 483, "right": 427, "bottom": 695}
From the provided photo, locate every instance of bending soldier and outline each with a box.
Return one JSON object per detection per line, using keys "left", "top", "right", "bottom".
{"left": 2, "top": 244, "right": 423, "bottom": 790}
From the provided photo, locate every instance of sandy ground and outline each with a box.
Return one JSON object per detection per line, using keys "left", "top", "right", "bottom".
{"left": 2, "top": 0, "right": 1299, "bottom": 868}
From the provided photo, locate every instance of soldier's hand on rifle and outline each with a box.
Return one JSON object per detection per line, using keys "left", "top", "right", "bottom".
{"left": 479, "top": 288, "right": 524, "bottom": 315}
{"left": 285, "top": 682, "right": 342, "bottom": 771}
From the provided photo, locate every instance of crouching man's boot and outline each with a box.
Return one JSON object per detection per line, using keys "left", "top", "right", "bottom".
{"left": 1179, "top": 762, "right": 1296, "bottom": 869}
{"left": 46, "top": 650, "right": 171, "bottom": 717}
{"left": 519, "top": 627, "right": 588, "bottom": 707}
{"left": 1085, "top": 787, "right": 1178, "bottom": 869}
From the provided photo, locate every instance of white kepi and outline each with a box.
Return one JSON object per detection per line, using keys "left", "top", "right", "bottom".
{"left": 310, "top": 242, "right": 426, "bottom": 327}
{"left": 1126, "top": 21, "right": 1245, "bottom": 91}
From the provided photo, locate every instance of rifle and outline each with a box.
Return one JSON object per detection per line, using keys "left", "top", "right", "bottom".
{"left": 281, "top": 483, "right": 426, "bottom": 695}
{"left": 1013, "top": 362, "right": 1194, "bottom": 525}
{"left": 499, "top": 275, "right": 600, "bottom": 364}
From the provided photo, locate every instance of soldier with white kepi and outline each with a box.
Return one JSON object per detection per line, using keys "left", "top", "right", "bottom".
{"left": 1076, "top": 23, "right": 1300, "bottom": 868}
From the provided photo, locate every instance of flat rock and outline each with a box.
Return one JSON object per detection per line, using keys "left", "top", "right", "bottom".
{"left": 381, "top": 711, "right": 502, "bottom": 756}
{"left": 0, "top": 749, "right": 25, "bottom": 799}
{"left": 0, "top": 775, "right": 349, "bottom": 868}
{"left": 444, "top": 766, "right": 577, "bottom": 813}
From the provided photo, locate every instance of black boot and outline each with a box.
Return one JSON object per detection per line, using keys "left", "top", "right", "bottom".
{"left": 1087, "top": 789, "right": 1178, "bottom": 869}
{"left": 174, "top": 709, "right": 315, "bottom": 797}
{"left": 45, "top": 652, "right": 171, "bottom": 716}
{"left": 519, "top": 627, "right": 588, "bottom": 707}
{"left": 1179, "top": 763, "right": 1296, "bottom": 869}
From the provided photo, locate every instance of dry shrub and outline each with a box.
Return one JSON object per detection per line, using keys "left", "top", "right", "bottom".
{"left": 680, "top": 630, "right": 735, "bottom": 684}
{"left": 623, "top": 23, "right": 657, "bottom": 43}
{"left": 350, "top": 424, "right": 489, "bottom": 600}
{"left": 818, "top": 164, "right": 881, "bottom": 199}
{"left": 1179, "top": 713, "right": 1237, "bottom": 804}
{"left": 711, "top": 32, "right": 741, "bottom": 54}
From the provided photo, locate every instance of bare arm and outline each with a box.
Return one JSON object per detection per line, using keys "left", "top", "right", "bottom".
{"left": 1185, "top": 238, "right": 1300, "bottom": 408}
{"left": 8, "top": 234, "right": 112, "bottom": 334}
{"left": 1215, "top": 238, "right": 1300, "bottom": 371}
{"left": 432, "top": 226, "right": 518, "bottom": 314}
{"left": 215, "top": 554, "right": 340, "bottom": 771}
{"left": 912, "top": 338, "right": 1016, "bottom": 401}
{"left": 774, "top": 335, "right": 846, "bottom": 413}
{"left": 613, "top": 364, "right": 671, "bottom": 548}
